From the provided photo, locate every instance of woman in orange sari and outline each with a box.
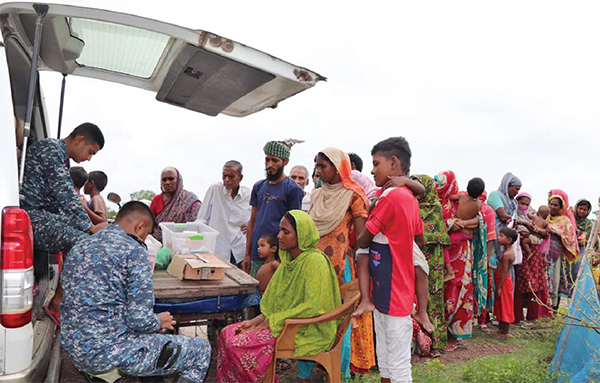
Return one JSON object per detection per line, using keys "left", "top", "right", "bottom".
{"left": 309, "top": 147, "right": 375, "bottom": 377}
{"left": 547, "top": 194, "right": 579, "bottom": 309}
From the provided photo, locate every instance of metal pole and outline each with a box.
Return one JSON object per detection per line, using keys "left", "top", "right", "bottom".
{"left": 57, "top": 73, "right": 67, "bottom": 139}
{"left": 18, "top": 3, "right": 49, "bottom": 188}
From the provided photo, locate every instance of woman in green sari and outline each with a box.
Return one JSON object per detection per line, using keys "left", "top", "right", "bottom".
{"left": 217, "top": 210, "right": 341, "bottom": 383}
{"left": 411, "top": 174, "right": 450, "bottom": 355}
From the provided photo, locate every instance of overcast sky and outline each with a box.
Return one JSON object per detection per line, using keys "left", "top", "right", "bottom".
{"left": 35, "top": 0, "right": 600, "bottom": 213}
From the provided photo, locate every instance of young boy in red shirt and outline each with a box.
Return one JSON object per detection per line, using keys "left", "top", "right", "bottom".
{"left": 494, "top": 227, "right": 517, "bottom": 340}
{"left": 354, "top": 137, "right": 424, "bottom": 383}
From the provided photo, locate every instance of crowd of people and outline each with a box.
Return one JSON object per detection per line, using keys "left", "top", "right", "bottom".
{"left": 21, "top": 122, "right": 599, "bottom": 383}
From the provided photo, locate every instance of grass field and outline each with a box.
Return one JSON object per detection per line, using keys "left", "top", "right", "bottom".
{"left": 343, "top": 319, "right": 561, "bottom": 383}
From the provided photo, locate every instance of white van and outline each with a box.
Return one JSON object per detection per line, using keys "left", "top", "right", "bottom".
{"left": 0, "top": 2, "right": 323, "bottom": 381}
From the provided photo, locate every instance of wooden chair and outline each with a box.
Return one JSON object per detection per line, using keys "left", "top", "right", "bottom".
{"left": 263, "top": 279, "right": 361, "bottom": 383}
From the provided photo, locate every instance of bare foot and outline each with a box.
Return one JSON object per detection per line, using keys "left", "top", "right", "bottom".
{"left": 490, "top": 333, "right": 508, "bottom": 341}
{"left": 444, "top": 270, "right": 455, "bottom": 282}
{"left": 352, "top": 299, "right": 375, "bottom": 318}
{"left": 413, "top": 310, "right": 435, "bottom": 333}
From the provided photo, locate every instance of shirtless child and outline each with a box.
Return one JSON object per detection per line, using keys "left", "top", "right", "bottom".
{"left": 530, "top": 205, "right": 550, "bottom": 235}
{"left": 451, "top": 177, "right": 484, "bottom": 236}
{"left": 494, "top": 228, "right": 517, "bottom": 340}
{"left": 255, "top": 234, "right": 280, "bottom": 295}
{"left": 445, "top": 177, "right": 484, "bottom": 281}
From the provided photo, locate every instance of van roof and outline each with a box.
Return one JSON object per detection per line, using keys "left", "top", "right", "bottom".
{"left": 0, "top": 2, "right": 325, "bottom": 117}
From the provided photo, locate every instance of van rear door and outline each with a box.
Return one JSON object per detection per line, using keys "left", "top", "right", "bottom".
{"left": 0, "top": 2, "right": 325, "bottom": 117}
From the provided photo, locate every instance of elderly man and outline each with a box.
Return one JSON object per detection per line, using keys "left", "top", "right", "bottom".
{"left": 61, "top": 201, "right": 210, "bottom": 383}
{"left": 196, "top": 160, "right": 251, "bottom": 265}
{"left": 290, "top": 165, "right": 311, "bottom": 212}
{"left": 242, "top": 140, "right": 303, "bottom": 276}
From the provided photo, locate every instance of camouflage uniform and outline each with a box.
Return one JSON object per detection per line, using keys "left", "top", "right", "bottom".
{"left": 21, "top": 138, "right": 91, "bottom": 252}
{"left": 60, "top": 225, "right": 211, "bottom": 382}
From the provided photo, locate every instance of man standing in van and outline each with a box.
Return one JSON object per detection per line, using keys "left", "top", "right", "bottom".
{"left": 22, "top": 122, "right": 107, "bottom": 319}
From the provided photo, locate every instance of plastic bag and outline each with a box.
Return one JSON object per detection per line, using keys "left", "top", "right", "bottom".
{"left": 155, "top": 247, "right": 171, "bottom": 270}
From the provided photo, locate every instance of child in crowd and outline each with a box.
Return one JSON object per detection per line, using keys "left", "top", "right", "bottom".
{"left": 451, "top": 177, "right": 484, "bottom": 235}
{"left": 256, "top": 234, "right": 280, "bottom": 295}
{"left": 494, "top": 227, "right": 517, "bottom": 340}
{"left": 83, "top": 171, "right": 108, "bottom": 224}
{"left": 354, "top": 137, "right": 425, "bottom": 382}
{"left": 444, "top": 177, "right": 485, "bottom": 281}
{"left": 69, "top": 166, "right": 88, "bottom": 207}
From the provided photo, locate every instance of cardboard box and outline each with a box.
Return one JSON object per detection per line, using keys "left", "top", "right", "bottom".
{"left": 166, "top": 253, "right": 230, "bottom": 281}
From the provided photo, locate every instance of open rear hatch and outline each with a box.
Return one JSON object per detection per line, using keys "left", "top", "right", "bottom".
{"left": 0, "top": 2, "right": 325, "bottom": 117}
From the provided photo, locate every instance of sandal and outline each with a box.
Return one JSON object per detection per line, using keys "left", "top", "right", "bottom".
{"left": 43, "top": 306, "right": 61, "bottom": 327}
{"left": 276, "top": 359, "right": 291, "bottom": 371}
{"left": 442, "top": 343, "right": 458, "bottom": 352}
{"left": 430, "top": 349, "right": 442, "bottom": 358}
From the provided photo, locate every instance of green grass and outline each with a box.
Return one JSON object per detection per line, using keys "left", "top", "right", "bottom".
{"left": 347, "top": 319, "right": 562, "bottom": 383}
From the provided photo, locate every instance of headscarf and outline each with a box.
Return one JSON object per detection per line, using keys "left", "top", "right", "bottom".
{"left": 549, "top": 189, "right": 577, "bottom": 227}
{"left": 434, "top": 170, "right": 459, "bottom": 222}
{"left": 411, "top": 174, "right": 450, "bottom": 245}
{"left": 575, "top": 198, "right": 593, "bottom": 244}
{"left": 153, "top": 167, "right": 201, "bottom": 241}
{"left": 515, "top": 192, "right": 532, "bottom": 215}
{"left": 261, "top": 210, "right": 341, "bottom": 357}
{"left": 309, "top": 148, "right": 369, "bottom": 237}
{"left": 351, "top": 170, "right": 378, "bottom": 198}
{"left": 263, "top": 138, "right": 304, "bottom": 160}
{"left": 547, "top": 195, "right": 579, "bottom": 262}
{"left": 497, "top": 172, "right": 521, "bottom": 217}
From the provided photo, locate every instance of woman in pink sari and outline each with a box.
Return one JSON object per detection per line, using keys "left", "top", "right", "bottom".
{"left": 434, "top": 170, "right": 479, "bottom": 349}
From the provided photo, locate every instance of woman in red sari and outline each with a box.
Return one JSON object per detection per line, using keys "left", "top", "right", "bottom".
{"left": 434, "top": 170, "right": 479, "bottom": 349}
{"left": 513, "top": 193, "right": 553, "bottom": 323}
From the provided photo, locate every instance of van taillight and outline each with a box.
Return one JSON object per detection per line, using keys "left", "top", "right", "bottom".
{"left": 1, "top": 207, "right": 34, "bottom": 328}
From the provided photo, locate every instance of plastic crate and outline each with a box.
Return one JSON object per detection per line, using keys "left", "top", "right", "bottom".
{"left": 145, "top": 234, "right": 161, "bottom": 271}
{"left": 159, "top": 222, "right": 219, "bottom": 254}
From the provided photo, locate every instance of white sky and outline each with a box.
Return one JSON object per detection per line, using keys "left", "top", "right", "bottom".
{"left": 35, "top": 0, "right": 600, "bottom": 212}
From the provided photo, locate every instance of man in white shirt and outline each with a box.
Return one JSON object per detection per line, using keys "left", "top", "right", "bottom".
{"left": 196, "top": 160, "right": 251, "bottom": 265}
{"left": 290, "top": 165, "right": 311, "bottom": 212}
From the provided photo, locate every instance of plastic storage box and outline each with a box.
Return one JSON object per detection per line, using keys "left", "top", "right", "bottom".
{"left": 145, "top": 234, "right": 161, "bottom": 271}
{"left": 159, "top": 222, "right": 219, "bottom": 254}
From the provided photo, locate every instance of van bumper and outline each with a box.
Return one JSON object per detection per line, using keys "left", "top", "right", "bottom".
{"left": 0, "top": 318, "right": 56, "bottom": 383}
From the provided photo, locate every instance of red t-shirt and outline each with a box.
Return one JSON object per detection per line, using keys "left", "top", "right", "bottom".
{"left": 365, "top": 186, "right": 424, "bottom": 317}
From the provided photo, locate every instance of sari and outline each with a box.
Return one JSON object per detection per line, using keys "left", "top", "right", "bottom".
{"left": 435, "top": 170, "right": 474, "bottom": 339}
{"left": 150, "top": 167, "right": 201, "bottom": 241}
{"left": 575, "top": 199, "right": 593, "bottom": 248}
{"left": 476, "top": 191, "right": 498, "bottom": 324}
{"left": 217, "top": 210, "right": 341, "bottom": 383}
{"left": 308, "top": 148, "right": 375, "bottom": 374}
{"left": 513, "top": 193, "right": 552, "bottom": 322}
{"left": 411, "top": 174, "right": 450, "bottom": 350}
{"left": 547, "top": 195, "right": 580, "bottom": 305}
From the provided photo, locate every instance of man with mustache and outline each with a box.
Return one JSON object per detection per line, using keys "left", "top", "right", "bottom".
{"left": 242, "top": 140, "right": 303, "bottom": 277}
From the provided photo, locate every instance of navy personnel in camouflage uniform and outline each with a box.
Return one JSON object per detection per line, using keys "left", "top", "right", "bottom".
{"left": 22, "top": 122, "right": 107, "bottom": 252}
{"left": 22, "top": 122, "right": 108, "bottom": 319}
{"left": 61, "top": 201, "right": 211, "bottom": 383}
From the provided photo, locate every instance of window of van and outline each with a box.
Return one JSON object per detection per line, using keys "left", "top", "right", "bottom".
{"left": 68, "top": 18, "right": 170, "bottom": 79}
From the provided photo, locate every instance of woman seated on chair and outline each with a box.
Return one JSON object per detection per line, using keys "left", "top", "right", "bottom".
{"left": 217, "top": 210, "right": 342, "bottom": 383}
